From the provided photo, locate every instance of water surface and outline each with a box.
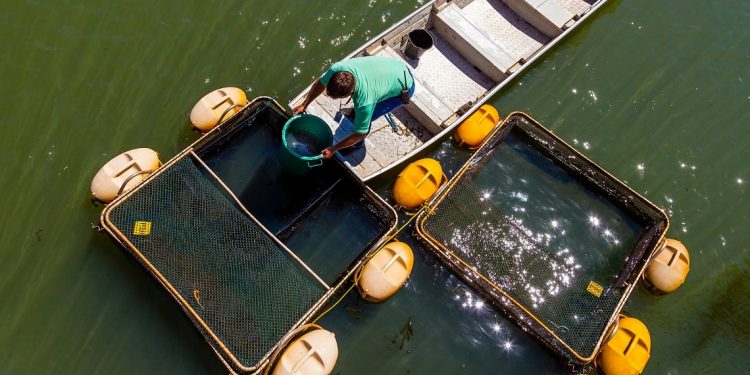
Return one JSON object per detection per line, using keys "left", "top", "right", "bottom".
{"left": 1, "top": 0, "right": 748, "bottom": 374}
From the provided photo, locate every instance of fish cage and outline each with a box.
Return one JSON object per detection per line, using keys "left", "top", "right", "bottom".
{"left": 415, "top": 112, "right": 668, "bottom": 363}
{"left": 100, "top": 98, "right": 397, "bottom": 374}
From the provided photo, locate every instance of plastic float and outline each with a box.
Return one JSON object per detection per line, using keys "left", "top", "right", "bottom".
{"left": 597, "top": 316, "right": 651, "bottom": 375}
{"left": 189, "top": 87, "right": 248, "bottom": 132}
{"left": 643, "top": 238, "right": 690, "bottom": 295}
{"left": 270, "top": 326, "right": 339, "bottom": 375}
{"left": 454, "top": 104, "right": 502, "bottom": 149}
{"left": 356, "top": 241, "right": 414, "bottom": 302}
{"left": 91, "top": 148, "right": 160, "bottom": 203}
{"left": 392, "top": 158, "right": 445, "bottom": 210}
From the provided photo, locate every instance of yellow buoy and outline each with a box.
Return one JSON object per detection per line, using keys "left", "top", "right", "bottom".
{"left": 357, "top": 241, "right": 414, "bottom": 302}
{"left": 392, "top": 158, "right": 444, "bottom": 210}
{"left": 91, "top": 148, "right": 160, "bottom": 203}
{"left": 454, "top": 104, "right": 501, "bottom": 149}
{"left": 271, "top": 328, "right": 338, "bottom": 375}
{"left": 643, "top": 238, "right": 690, "bottom": 295}
{"left": 598, "top": 316, "right": 651, "bottom": 375}
{"left": 189, "top": 87, "right": 248, "bottom": 132}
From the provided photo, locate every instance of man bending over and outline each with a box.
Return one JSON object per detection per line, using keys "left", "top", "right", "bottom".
{"left": 293, "top": 56, "right": 415, "bottom": 159}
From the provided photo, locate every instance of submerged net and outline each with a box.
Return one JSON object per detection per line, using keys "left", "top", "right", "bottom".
{"left": 107, "top": 155, "right": 326, "bottom": 369}
{"left": 418, "top": 114, "right": 667, "bottom": 361}
{"left": 422, "top": 177, "right": 624, "bottom": 357}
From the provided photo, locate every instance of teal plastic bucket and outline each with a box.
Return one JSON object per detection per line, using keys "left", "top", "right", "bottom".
{"left": 280, "top": 114, "right": 334, "bottom": 175}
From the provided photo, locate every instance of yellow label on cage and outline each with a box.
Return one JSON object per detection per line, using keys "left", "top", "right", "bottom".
{"left": 133, "top": 221, "right": 152, "bottom": 236}
{"left": 587, "top": 281, "right": 603, "bottom": 298}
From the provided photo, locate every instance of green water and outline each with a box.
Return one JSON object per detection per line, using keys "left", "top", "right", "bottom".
{"left": 1, "top": 0, "right": 748, "bottom": 374}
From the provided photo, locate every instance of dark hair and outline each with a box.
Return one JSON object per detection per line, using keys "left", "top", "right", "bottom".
{"left": 326, "top": 71, "right": 355, "bottom": 98}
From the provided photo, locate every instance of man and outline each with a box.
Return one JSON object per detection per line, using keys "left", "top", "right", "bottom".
{"left": 293, "top": 56, "right": 415, "bottom": 159}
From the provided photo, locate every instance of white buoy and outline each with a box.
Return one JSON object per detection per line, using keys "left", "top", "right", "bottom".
{"left": 643, "top": 238, "right": 690, "bottom": 295}
{"left": 190, "top": 87, "right": 248, "bottom": 132}
{"left": 91, "top": 148, "right": 160, "bottom": 203}
{"left": 357, "top": 241, "right": 414, "bottom": 302}
{"left": 271, "top": 329, "right": 338, "bottom": 375}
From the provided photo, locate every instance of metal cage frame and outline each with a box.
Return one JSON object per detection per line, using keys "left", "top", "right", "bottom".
{"left": 100, "top": 97, "right": 398, "bottom": 374}
{"left": 415, "top": 112, "right": 669, "bottom": 363}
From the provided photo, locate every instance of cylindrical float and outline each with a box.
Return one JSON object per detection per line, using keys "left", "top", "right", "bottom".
{"left": 271, "top": 328, "right": 338, "bottom": 375}
{"left": 392, "top": 158, "right": 444, "bottom": 210}
{"left": 643, "top": 238, "right": 690, "bottom": 295}
{"left": 454, "top": 104, "right": 501, "bottom": 149}
{"left": 91, "top": 148, "right": 160, "bottom": 203}
{"left": 190, "top": 87, "right": 248, "bottom": 132}
{"left": 357, "top": 241, "right": 414, "bottom": 302}
{"left": 597, "top": 316, "right": 651, "bottom": 375}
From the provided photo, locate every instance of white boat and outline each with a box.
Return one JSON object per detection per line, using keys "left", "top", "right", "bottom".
{"left": 291, "top": 0, "right": 608, "bottom": 181}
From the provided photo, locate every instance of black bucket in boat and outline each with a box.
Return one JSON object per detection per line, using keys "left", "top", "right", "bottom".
{"left": 403, "top": 29, "right": 433, "bottom": 59}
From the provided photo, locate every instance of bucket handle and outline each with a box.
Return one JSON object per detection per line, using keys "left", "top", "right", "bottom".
{"left": 307, "top": 155, "right": 324, "bottom": 168}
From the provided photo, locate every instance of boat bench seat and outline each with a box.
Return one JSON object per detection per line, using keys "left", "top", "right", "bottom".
{"left": 379, "top": 46, "right": 454, "bottom": 134}
{"left": 434, "top": 3, "right": 520, "bottom": 82}
{"left": 503, "top": 0, "right": 575, "bottom": 38}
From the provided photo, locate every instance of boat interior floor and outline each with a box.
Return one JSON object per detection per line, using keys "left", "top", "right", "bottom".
{"left": 553, "top": 0, "right": 596, "bottom": 17}
{"left": 460, "top": 0, "right": 550, "bottom": 59}
{"left": 306, "top": 97, "right": 433, "bottom": 177}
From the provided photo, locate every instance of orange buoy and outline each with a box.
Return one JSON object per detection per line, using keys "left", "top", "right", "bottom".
{"left": 189, "top": 87, "right": 248, "bottom": 132}
{"left": 643, "top": 238, "right": 690, "bottom": 295}
{"left": 454, "top": 104, "right": 501, "bottom": 149}
{"left": 392, "top": 158, "right": 444, "bottom": 210}
{"left": 597, "top": 316, "right": 651, "bottom": 375}
{"left": 91, "top": 148, "right": 160, "bottom": 203}
{"left": 357, "top": 241, "right": 414, "bottom": 302}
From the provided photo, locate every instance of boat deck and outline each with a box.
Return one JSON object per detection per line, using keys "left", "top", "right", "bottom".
{"left": 306, "top": 98, "right": 432, "bottom": 176}
{"left": 555, "top": 0, "right": 596, "bottom": 16}
{"left": 461, "top": 0, "right": 549, "bottom": 60}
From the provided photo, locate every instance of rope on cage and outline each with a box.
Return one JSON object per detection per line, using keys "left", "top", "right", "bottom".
{"left": 311, "top": 203, "right": 428, "bottom": 324}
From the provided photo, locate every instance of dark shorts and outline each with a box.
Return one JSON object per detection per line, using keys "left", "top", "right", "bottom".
{"left": 370, "top": 81, "right": 416, "bottom": 122}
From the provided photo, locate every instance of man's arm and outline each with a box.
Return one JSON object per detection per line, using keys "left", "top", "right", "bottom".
{"left": 322, "top": 102, "right": 374, "bottom": 158}
{"left": 322, "top": 132, "right": 367, "bottom": 159}
{"left": 293, "top": 79, "right": 325, "bottom": 115}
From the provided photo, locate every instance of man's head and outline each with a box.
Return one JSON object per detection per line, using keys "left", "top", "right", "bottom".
{"left": 326, "top": 71, "right": 355, "bottom": 99}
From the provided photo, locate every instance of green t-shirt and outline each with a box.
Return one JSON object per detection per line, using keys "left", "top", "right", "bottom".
{"left": 320, "top": 56, "right": 413, "bottom": 134}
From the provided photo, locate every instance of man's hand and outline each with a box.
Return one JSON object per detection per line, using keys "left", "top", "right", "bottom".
{"left": 293, "top": 80, "right": 325, "bottom": 115}
{"left": 321, "top": 147, "right": 334, "bottom": 159}
{"left": 292, "top": 103, "right": 306, "bottom": 115}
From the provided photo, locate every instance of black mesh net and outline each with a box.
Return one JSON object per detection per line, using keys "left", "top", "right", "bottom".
{"left": 422, "top": 178, "right": 624, "bottom": 358}
{"left": 107, "top": 155, "right": 326, "bottom": 369}
{"left": 418, "top": 114, "right": 667, "bottom": 362}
